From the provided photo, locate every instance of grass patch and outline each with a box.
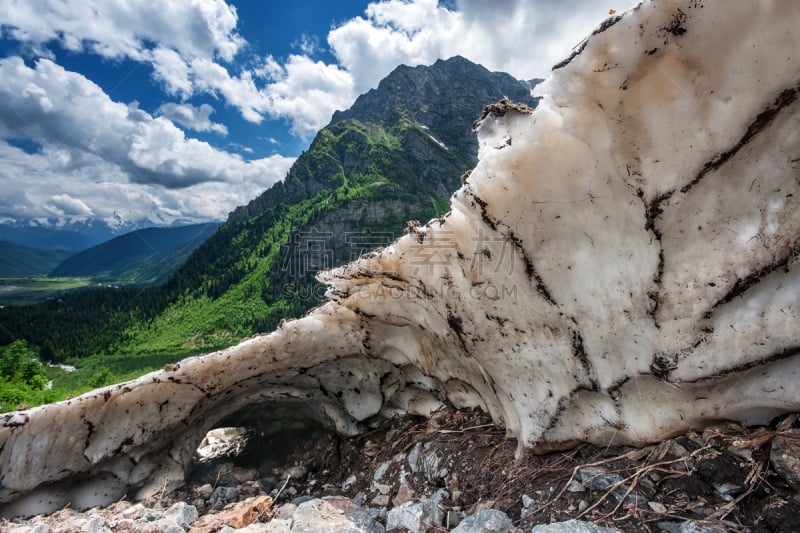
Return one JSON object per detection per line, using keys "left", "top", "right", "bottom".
{"left": 0, "top": 277, "right": 97, "bottom": 305}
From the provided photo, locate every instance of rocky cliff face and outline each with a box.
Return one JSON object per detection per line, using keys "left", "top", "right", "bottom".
{"left": 229, "top": 55, "right": 537, "bottom": 224}
{"left": 227, "top": 55, "right": 539, "bottom": 315}
{"left": 332, "top": 55, "right": 541, "bottom": 163}
{"left": 2, "top": 0, "right": 800, "bottom": 519}
{"left": 220, "top": 55, "right": 539, "bottom": 334}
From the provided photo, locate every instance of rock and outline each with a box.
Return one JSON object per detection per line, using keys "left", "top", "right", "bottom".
{"left": 446, "top": 510, "right": 463, "bottom": 529}
{"left": 371, "top": 494, "right": 390, "bottom": 507}
{"left": 392, "top": 482, "right": 414, "bottom": 506}
{"left": 194, "top": 484, "right": 214, "bottom": 499}
{"left": 84, "top": 516, "right": 110, "bottom": 533}
{"left": 367, "top": 505, "right": 388, "bottom": 523}
{"left": 237, "top": 525, "right": 274, "bottom": 532}
{"left": 373, "top": 461, "right": 392, "bottom": 482}
{"left": 230, "top": 496, "right": 274, "bottom": 529}
{"left": 282, "top": 465, "right": 307, "bottom": 481}
{"left": 259, "top": 477, "right": 279, "bottom": 493}
{"left": 229, "top": 468, "right": 260, "bottom": 484}
{"left": 290, "top": 495, "right": 315, "bottom": 506}
{"left": 386, "top": 501, "right": 429, "bottom": 532}
{"left": 408, "top": 443, "right": 424, "bottom": 474}
{"left": 451, "top": 509, "right": 513, "bottom": 532}
{"left": 471, "top": 499, "right": 496, "bottom": 514}
{"left": 195, "top": 427, "right": 250, "bottom": 461}
{"left": 272, "top": 503, "right": 297, "bottom": 520}
{"left": 191, "top": 495, "right": 273, "bottom": 531}
{"left": 521, "top": 494, "right": 534, "bottom": 508}
{"left": 566, "top": 480, "right": 586, "bottom": 493}
{"left": 291, "top": 497, "right": 384, "bottom": 533}
{"left": 373, "top": 482, "right": 392, "bottom": 495}
{"left": 385, "top": 492, "right": 448, "bottom": 531}
{"left": 531, "top": 519, "right": 622, "bottom": 532}
{"left": 122, "top": 503, "right": 147, "bottom": 519}
{"left": 263, "top": 518, "right": 293, "bottom": 532}
{"left": 110, "top": 518, "right": 135, "bottom": 530}
{"left": 657, "top": 520, "right": 730, "bottom": 533}
{"left": 577, "top": 467, "right": 635, "bottom": 503}
{"left": 164, "top": 520, "right": 190, "bottom": 533}
{"left": 164, "top": 501, "right": 199, "bottom": 529}
{"left": 212, "top": 486, "right": 240, "bottom": 505}
{"left": 385, "top": 491, "right": 447, "bottom": 531}
{"left": 428, "top": 488, "right": 449, "bottom": 527}
{"left": 578, "top": 466, "right": 622, "bottom": 491}
{"left": 419, "top": 446, "right": 447, "bottom": 485}
{"left": 770, "top": 429, "right": 800, "bottom": 491}
{"left": 647, "top": 501, "right": 667, "bottom": 514}
{"left": 343, "top": 474, "right": 358, "bottom": 490}
{"left": 3, "top": 525, "right": 31, "bottom": 533}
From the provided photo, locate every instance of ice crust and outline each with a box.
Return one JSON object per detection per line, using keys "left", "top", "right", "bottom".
{"left": 1, "top": 0, "right": 799, "bottom": 517}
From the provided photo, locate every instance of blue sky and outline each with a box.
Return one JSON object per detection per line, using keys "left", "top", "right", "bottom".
{"left": 0, "top": 0, "right": 607, "bottom": 228}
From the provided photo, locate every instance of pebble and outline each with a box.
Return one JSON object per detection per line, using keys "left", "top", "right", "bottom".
{"left": 531, "top": 519, "right": 623, "bottom": 532}
{"left": 282, "top": 465, "right": 307, "bottom": 480}
{"left": 371, "top": 494, "right": 391, "bottom": 507}
{"left": 343, "top": 473, "right": 358, "bottom": 490}
{"left": 770, "top": 429, "right": 800, "bottom": 491}
{"left": 386, "top": 500, "right": 429, "bottom": 532}
{"left": 566, "top": 479, "right": 586, "bottom": 493}
{"left": 657, "top": 520, "right": 730, "bottom": 533}
{"left": 451, "top": 509, "right": 513, "bottom": 533}
{"left": 163, "top": 501, "right": 199, "bottom": 529}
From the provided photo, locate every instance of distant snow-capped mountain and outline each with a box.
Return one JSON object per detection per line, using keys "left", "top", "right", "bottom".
{"left": 0, "top": 214, "right": 215, "bottom": 252}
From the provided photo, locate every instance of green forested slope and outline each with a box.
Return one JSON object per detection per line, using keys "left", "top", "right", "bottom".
{"left": 49, "top": 222, "right": 220, "bottom": 285}
{"left": 0, "top": 57, "right": 538, "bottom": 384}
{"left": 0, "top": 242, "right": 73, "bottom": 277}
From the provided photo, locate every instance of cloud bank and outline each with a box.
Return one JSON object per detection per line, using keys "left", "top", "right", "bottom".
{"left": 0, "top": 0, "right": 607, "bottom": 226}
{"left": 0, "top": 56, "right": 293, "bottom": 224}
{"left": 1, "top": 0, "right": 606, "bottom": 135}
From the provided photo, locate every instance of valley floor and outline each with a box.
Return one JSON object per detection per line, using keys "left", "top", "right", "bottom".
{"left": 0, "top": 277, "right": 95, "bottom": 305}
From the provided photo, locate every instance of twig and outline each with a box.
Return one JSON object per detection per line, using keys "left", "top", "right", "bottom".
{"left": 437, "top": 423, "right": 499, "bottom": 434}
{"left": 531, "top": 449, "right": 640, "bottom": 516}
{"left": 575, "top": 446, "right": 712, "bottom": 520}
{"left": 158, "top": 478, "right": 168, "bottom": 502}
{"left": 274, "top": 474, "right": 291, "bottom": 501}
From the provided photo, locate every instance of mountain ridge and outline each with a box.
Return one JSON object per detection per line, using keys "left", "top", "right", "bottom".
{"left": 49, "top": 222, "right": 221, "bottom": 285}
{"left": 0, "top": 55, "right": 538, "bottom": 366}
{"left": 0, "top": 241, "right": 73, "bottom": 277}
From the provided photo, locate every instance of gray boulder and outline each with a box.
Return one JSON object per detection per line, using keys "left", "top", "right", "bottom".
{"left": 452, "top": 509, "right": 514, "bottom": 533}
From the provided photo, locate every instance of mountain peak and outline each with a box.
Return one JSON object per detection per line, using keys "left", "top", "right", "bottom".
{"left": 330, "top": 55, "right": 537, "bottom": 161}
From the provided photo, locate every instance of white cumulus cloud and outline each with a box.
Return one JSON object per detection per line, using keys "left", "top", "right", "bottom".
{"left": 157, "top": 103, "right": 228, "bottom": 135}
{"left": 45, "top": 194, "right": 94, "bottom": 216}
{"left": 0, "top": 57, "right": 294, "bottom": 224}
{"left": 0, "top": 0, "right": 243, "bottom": 61}
{"left": 260, "top": 55, "right": 355, "bottom": 138}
